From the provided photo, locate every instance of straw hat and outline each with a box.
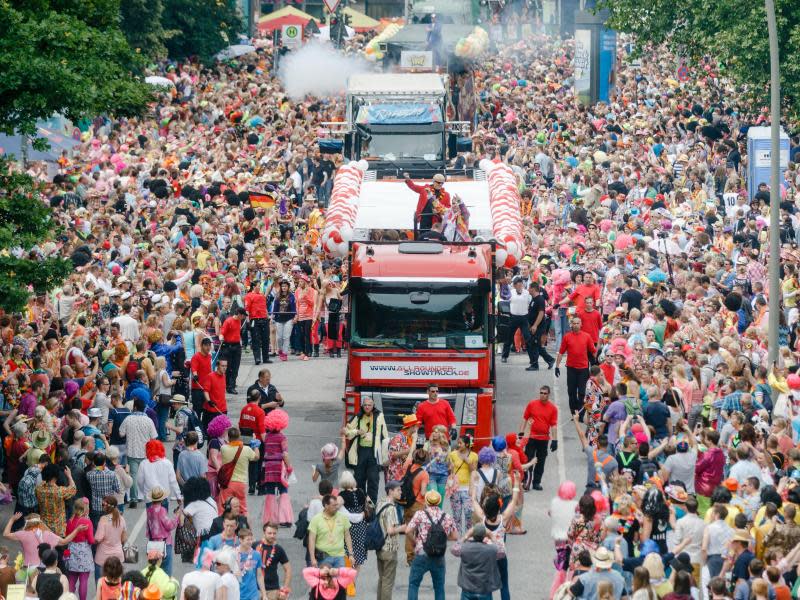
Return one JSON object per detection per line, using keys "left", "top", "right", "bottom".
{"left": 31, "top": 429, "right": 53, "bottom": 450}
{"left": 148, "top": 487, "right": 167, "bottom": 503}
{"left": 425, "top": 490, "right": 441, "bottom": 506}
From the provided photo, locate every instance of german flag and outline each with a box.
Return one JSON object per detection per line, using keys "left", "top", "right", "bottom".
{"left": 249, "top": 190, "right": 276, "bottom": 209}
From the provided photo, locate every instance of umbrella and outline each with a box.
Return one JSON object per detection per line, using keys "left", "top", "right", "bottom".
{"left": 342, "top": 7, "right": 380, "bottom": 32}
{"left": 144, "top": 76, "right": 175, "bottom": 88}
{"left": 215, "top": 44, "right": 257, "bottom": 60}
{"left": 257, "top": 6, "right": 318, "bottom": 33}
{"left": 648, "top": 238, "right": 683, "bottom": 256}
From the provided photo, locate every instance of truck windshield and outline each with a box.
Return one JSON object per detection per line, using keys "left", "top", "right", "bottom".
{"left": 351, "top": 286, "right": 487, "bottom": 349}
{"left": 362, "top": 132, "right": 443, "bottom": 160}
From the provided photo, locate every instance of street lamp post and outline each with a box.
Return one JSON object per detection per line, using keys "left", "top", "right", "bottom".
{"left": 765, "top": 0, "right": 781, "bottom": 365}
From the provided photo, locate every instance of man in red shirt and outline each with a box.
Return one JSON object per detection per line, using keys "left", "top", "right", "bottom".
{"left": 568, "top": 271, "right": 601, "bottom": 309}
{"left": 220, "top": 308, "right": 247, "bottom": 393}
{"left": 203, "top": 358, "right": 228, "bottom": 430}
{"left": 576, "top": 297, "right": 602, "bottom": 347}
{"left": 244, "top": 282, "right": 272, "bottom": 366}
{"left": 240, "top": 388, "right": 267, "bottom": 494}
{"left": 555, "top": 317, "right": 596, "bottom": 415}
{"left": 415, "top": 384, "right": 457, "bottom": 439}
{"left": 519, "top": 385, "right": 558, "bottom": 490}
{"left": 190, "top": 337, "right": 213, "bottom": 417}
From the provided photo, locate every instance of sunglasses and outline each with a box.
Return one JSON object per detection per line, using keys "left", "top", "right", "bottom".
{"left": 540, "top": 391, "right": 550, "bottom": 395}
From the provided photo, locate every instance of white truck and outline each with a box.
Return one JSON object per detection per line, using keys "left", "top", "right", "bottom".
{"left": 331, "top": 73, "right": 469, "bottom": 179}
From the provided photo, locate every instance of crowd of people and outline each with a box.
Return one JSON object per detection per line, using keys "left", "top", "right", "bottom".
{"left": 2, "top": 3, "right": 800, "bottom": 599}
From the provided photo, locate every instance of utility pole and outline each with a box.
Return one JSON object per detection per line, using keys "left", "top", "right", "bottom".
{"left": 765, "top": 0, "right": 781, "bottom": 365}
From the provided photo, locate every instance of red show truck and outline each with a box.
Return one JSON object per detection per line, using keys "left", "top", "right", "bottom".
{"left": 342, "top": 240, "right": 497, "bottom": 446}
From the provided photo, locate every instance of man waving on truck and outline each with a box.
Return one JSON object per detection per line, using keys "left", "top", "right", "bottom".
{"left": 404, "top": 172, "right": 451, "bottom": 235}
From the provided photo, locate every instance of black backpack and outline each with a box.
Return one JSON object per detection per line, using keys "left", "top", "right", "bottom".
{"left": 179, "top": 408, "right": 204, "bottom": 449}
{"left": 399, "top": 467, "right": 423, "bottom": 507}
{"left": 422, "top": 510, "right": 448, "bottom": 557}
{"left": 638, "top": 458, "right": 659, "bottom": 483}
{"left": 364, "top": 504, "right": 392, "bottom": 552}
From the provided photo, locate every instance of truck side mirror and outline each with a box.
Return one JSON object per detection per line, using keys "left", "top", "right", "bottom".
{"left": 447, "top": 132, "right": 457, "bottom": 159}
{"left": 344, "top": 132, "right": 353, "bottom": 159}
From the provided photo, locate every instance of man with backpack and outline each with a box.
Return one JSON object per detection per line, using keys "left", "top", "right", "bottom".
{"left": 166, "top": 394, "right": 203, "bottom": 467}
{"left": 573, "top": 414, "right": 618, "bottom": 490}
{"left": 368, "top": 480, "right": 406, "bottom": 600}
{"left": 405, "top": 490, "right": 458, "bottom": 600}
{"left": 400, "top": 449, "right": 430, "bottom": 565}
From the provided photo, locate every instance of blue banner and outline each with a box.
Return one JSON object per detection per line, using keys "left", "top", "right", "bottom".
{"left": 356, "top": 103, "right": 443, "bottom": 125}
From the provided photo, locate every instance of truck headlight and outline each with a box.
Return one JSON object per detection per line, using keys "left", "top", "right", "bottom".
{"left": 463, "top": 394, "right": 477, "bottom": 425}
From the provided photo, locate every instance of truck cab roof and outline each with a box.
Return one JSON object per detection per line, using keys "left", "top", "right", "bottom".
{"left": 347, "top": 73, "right": 446, "bottom": 97}
{"left": 350, "top": 242, "right": 492, "bottom": 280}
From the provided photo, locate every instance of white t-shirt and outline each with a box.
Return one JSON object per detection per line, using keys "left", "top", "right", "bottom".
{"left": 218, "top": 572, "right": 240, "bottom": 600}
{"left": 184, "top": 498, "right": 218, "bottom": 536}
{"left": 112, "top": 313, "right": 140, "bottom": 342}
{"left": 181, "top": 570, "right": 221, "bottom": 600}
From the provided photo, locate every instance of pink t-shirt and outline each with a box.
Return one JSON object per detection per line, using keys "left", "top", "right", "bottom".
{"left": 12, "top": 529, "right": 60, "bottom": 567}
{"left": 94, "top": 515, "right": 126, "bottom": 566}
{"left": 66, "top": 516, "right": 94, "bottom": 544}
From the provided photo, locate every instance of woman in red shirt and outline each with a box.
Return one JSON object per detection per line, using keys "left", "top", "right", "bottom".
{"left": 64, "top": 497, "right": 95, "bottom": 600}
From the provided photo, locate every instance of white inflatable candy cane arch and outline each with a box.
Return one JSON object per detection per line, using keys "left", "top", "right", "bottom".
{"left": 480, "top": 160, "right": 524, "bottom": 268}
{"left": 321, "top": 160, "right": 368, "bottom": 256}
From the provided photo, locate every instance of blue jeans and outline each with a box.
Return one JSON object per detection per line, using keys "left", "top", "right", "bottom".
{"left": 408, "top": 554, "right": 446, "bottom": 600}
{"left": 319, "top": 555, "right": 345, "bottom": 568}
{"left": 156, "top": 404, "right": 170, "bottom": 441}
{"left": 128, "top": 457, "right": 143, "bottom": 501}
{"left": 461, "top": 593, "right": 492, "bottom": 600}
{"left": 498, "top": 556, "right": 510, "bottom": 600}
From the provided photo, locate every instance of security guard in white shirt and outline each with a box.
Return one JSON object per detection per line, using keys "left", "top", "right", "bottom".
{"left": 501, "top": 276, "right": 537, "bottom": 369}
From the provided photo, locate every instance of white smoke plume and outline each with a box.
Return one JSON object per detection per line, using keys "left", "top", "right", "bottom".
{"left": 278, "top": 41, "right": 372, "bottom": 99}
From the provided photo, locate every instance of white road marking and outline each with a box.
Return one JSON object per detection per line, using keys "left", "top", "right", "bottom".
{"left": 128, "top": 506, "right": 148, "bottom": 543}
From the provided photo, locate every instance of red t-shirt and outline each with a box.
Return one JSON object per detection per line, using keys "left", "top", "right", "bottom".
{"left": 220, "top": 316, "right": 242, "bottom": 344}
{"left": 239, "top": 402, "right": 266, "bottom": 437}
{"left": 204, "top": 371, "right": 228, "bottom": 414}
{"left": 569, "top": 283, "right": 601, "bottom": 308}
{"left": 190, "top": 352, "right": 212, "bottom": 390}
{"left": 523, "top": 399, "right": 558, "bottom": 440}
{"left": 576, "top": 308, "right": 602, "bottom": 343}
{"left": 415, "top": 400, "right": 456, "bottom": 438}
{"left": 558, "top": 331, "right": 595, "bottom": 369}
{"left": 244, "top": 292, "right": 268, "bottom": 319}
{"left": 599, "top": 364, "right": 617, "bottom": 386}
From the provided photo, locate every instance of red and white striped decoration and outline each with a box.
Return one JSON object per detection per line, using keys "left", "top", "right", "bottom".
{"left": 321, "top": 160, "right": 369, "bottom": 256}
{"left": 482, "top": 160, "right": 524, "bottom": 268}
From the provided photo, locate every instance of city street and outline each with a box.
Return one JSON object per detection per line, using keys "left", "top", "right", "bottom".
{"left": 0, "top": 348, "right": 584, "bottom": 599}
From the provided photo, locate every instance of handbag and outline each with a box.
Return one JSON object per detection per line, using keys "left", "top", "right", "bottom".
{"left": 174, "top": 515, "right": 197, "bottom": 561}
{"left": 123, "top": 544, "right": 139, "bottom": 564}
{"left": 217, "top": 444, "right": 243, "bottom": 489}
{"left": 146, "top": 540, "right": 167, "bottom": 557}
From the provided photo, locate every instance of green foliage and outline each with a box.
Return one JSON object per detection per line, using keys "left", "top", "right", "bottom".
{"left": 0, "top": 0, "right": 153, "bottom": 138}
{"left": 163, "top": 0, "right": 243, "bottom": 62}
{"left": 121, "top": 0, "right": 169, "bottom": 60}
{"left": 596, "top": 0, "right": 800, "bottom": 122}
{"left": 0, "top": 157, "right": 71, "bottom": 312}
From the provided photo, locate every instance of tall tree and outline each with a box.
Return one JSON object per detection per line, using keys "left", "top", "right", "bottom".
{"left": 596, "top": 0, "right": 800, "bottom": 121}
{"left": 0, "top": 1, "right": 153, "bottom": 138}
{"left": 0, "top": 158, "right": 72, "bottom": 312}
{"left": 121, "top": 0, "right": 169, "bottom": 60}
{"left": 163, "top": 0, "right": 243, "bottom": 62}
{"left": 0, "top": 1, "right": 152, "bottom": 309}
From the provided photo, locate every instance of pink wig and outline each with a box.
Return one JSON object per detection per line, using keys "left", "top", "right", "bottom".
{"left": 557, "top": 480, "right": 576, "bottom": 501}
{"left": 145, "top": 439, "right": 166, "bottom": 462}
{"left": 207, "top": 414, "right": 232, "bottom": 439}
{"left": 264, "top": 408, "right": 289, "bottom": 432}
